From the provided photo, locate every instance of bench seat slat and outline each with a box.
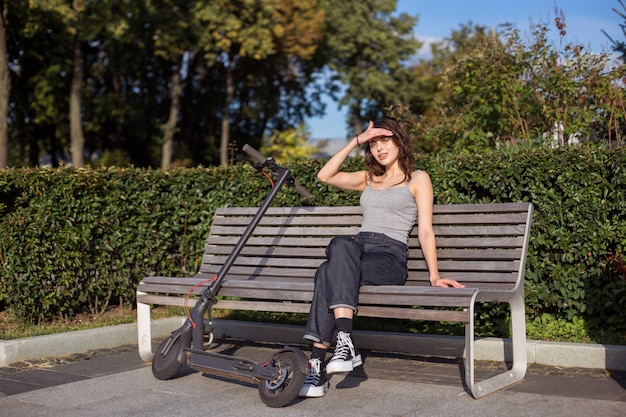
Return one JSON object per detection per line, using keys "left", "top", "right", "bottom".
{"left": 216, "top": 280, "right": 474, "bottom": 294}
{"left": 218, "top": 292, "right": 473, "bottom": 309}
{"left": 137, "top": 294, "right": 189, "bottom": 307}
{"left": 431, "top": 248, "right": 522, "bottom": 260}
{"left": 214, "top": 299, "right": 311, "bottom": 314}
{"left": 139, "top": 272, "right": 518, "bottom": 294}
{"left": 427, "top": 260, "right": 521, "bottom": 272}
{"left": 136, "top": 294, "right": 472, "bottom": 323}
{"left": 194, "top": 267, "right": 521, "bottom": 286}
{"left": 139, "top": 276, "right": 207, "bottom": 288}
{"left": 218, "top": 299, "right": 472, "bottom": 323}
{"left": 356, "top": 306, "right": 470, "bottom": 322}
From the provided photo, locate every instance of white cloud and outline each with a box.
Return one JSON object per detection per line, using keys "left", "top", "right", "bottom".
{"left": 413, "top": 35, "right": 444, "bottom": 62}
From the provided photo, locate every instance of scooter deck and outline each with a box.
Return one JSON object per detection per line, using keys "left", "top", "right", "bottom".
{"left": 185, "top": 348, "right": 280, "bottom": 382}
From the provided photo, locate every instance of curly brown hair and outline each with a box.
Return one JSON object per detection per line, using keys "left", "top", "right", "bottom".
{"left": 364, "top": 119, "right": 415, "bottom": 185}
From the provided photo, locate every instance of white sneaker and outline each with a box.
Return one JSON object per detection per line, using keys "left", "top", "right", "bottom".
{"left": 326, "top": 331, "right": 362, "bottom": 374}
{"left": 298, "top": 358, "right": 329, "bottom": 397}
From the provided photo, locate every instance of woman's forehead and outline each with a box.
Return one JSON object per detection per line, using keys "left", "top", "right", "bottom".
{"left": 370, "top": 135, "right": 394, "bottom": 143}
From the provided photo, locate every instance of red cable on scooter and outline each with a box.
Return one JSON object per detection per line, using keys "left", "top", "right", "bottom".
{"left": 185, "top": 276, "right": 217, "bottom": 328}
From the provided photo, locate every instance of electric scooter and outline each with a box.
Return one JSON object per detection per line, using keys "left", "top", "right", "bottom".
{"left": 151, "top": 145, "right": 312, "bottom": 408}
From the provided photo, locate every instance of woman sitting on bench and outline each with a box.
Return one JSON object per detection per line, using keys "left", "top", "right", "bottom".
{"left": 299, "top": 118, "right": 465, "bottom": 398}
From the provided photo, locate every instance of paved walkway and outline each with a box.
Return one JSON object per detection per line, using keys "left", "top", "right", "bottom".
{"left": 1, "top": 339, "right": 624, "bottom": 417}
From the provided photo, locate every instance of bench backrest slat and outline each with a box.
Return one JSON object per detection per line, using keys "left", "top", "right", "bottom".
{"left": 205, "top": 246, "right": 521, "bottom": 260}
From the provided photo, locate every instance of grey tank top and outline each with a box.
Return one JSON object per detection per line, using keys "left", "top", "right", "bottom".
{"left": 359, "top": 182, "right": 418, "bottom": 245}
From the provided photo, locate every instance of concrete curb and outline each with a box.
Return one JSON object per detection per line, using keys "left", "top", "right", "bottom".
{"left": 0, "top": 317, "right": 184, "bottom": 367}
{"left": 2, "top": 317, "right": 625, "bottom": 371}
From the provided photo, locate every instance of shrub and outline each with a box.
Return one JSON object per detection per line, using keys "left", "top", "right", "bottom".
{"left": 0, "top": 146, "right": 624, "bottom": 344}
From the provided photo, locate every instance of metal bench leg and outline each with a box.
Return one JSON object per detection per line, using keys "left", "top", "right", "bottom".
{"left": 137, "top": 291, "right": 154, "bottom": 362}
{"left": 465, "top": 292, "right": 527, "bottom": 398}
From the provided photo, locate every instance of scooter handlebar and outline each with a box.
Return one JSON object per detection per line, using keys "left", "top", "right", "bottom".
{"left": 292, "top": 182, "right": 312, "bottom": 199}
{"left": 242, "top": 144, "right": 267, "bottom": 164}
{"left": 242, "top": 144, "right": 312, "bottom": 199}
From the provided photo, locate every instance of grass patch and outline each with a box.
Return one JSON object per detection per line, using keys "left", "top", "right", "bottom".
{"left": 0, "top": 306, "right": 186, "bottom": 340}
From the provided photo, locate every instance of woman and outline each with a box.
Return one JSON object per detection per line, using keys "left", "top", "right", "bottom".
{"left": 299, "top": 119, "right": 464, "bottom": 398}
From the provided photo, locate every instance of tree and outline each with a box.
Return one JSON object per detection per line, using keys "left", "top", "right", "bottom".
{"left": 260, "top": 123, "right": 319, "bottom": 161}
{"left": 316, "top": 0, "right": 421, "bottom": 137}
{"left": 27, "top": 0, "right": 88, "bottom": 167}
{"left": 0, "top": 0, "right": 9, "bottom": 168}
{"left": 26, "top": 0, "right": 140, "bottom": 167}
{"left": 82, "top": 1, "right": 158, "bottom": 167}
{"left": 398, "top": 15, "right": 626, "bottom": 153}
{"left": 420, "top": 24, "right": 521, "bottom": 152}
{"left": 604, "top": 0, "right": 626, "bottom": 62}
{"left": 193, "top": 0, "right": 324, "bottom": 166}
{"left": 390, "top": 22, "right": 499, "bottom": 153}
{"left": 9, "top": 2, "right": 72, "bottom": 166}
{"left": 144, "top": 0, "right": 200, "bottom": 169}
{"left": 69, "top": 22, "right": 85, "bottom": 168}
{"left": 3, "top": 1, "right": 334, "bottom": 168}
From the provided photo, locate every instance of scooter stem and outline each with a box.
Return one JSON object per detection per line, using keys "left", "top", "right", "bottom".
{"left": 189, "top": 163, "right": 293, "bottom": 350}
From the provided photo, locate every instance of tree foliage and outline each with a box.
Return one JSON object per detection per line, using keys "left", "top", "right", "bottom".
{"left": 2, "top": 2, "right": 626, "bottom": 168}
{"left": 260, "top": 123, "right": 319, "bottom": 162}
{"left": 604, "top": 0, "right": 626, "bottom": 62}
{"left": 317, "top": 0, "right": 422, "bottom": 136}
{"left": 5, "top": 0, "right": 330, "bottom": 168}
{"left": 394, "top": 15, "right": 626, "bottom": 154}
{"left": 0, "top": 0, "right": 9, "bottom": 168}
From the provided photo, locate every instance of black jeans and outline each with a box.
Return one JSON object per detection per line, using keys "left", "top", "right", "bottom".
{"left": 303, "top": 232, "right": 408, "bottom": 346}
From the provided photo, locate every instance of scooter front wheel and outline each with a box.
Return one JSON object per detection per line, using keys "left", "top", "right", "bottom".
{"left": 258, "top": 351, "right": 305, "bottom": 408}
{"left": 152, "top": 335, "right": 184, "bottom": 380}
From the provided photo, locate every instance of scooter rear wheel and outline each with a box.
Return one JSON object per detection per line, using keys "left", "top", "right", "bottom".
{"left": 152, "top": 335, "right": 184, "bottom": 380}
{"left": 258, "top": 351, "right": 305, "bottom": 408}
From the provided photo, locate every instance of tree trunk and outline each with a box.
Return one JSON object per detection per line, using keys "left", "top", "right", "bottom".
{"left": 350, "top": 105, "right": 363, "bottom": 156}
{"left": 70, "top": 34, "right": 85, "bottom": 168}
{"left": 0, "top": 6, "right": 10, "bottom": 168}
{"left": 161, "top": 69, "right": 181, "bottom": 170}
{"left": 220, "top": 57, "right": 234, "bottom": 166}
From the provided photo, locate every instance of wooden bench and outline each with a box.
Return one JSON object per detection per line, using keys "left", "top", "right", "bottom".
{"left": 137, "top": 202, "right": 533, "bottom": 398}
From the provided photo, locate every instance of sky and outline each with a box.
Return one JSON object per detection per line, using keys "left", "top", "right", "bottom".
{"left": 305, "top": 0, "right": 624, "bottom": 140}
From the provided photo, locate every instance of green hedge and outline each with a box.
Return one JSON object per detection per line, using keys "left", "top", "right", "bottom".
{"left": 1, "top": 146, "right": 625, "bottom": 344}
{"left": 421, "top": 146, "right": 626, "bottom": 344}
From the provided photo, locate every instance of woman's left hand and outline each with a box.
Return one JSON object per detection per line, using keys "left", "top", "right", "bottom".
{"left": 431, "top": 278, "right": 465, "bottom": 288}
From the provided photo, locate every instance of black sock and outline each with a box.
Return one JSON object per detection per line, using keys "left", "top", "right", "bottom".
{"left": 311, "top": 346, "right": 327, "bottom": 360}
{"left": 335, "top": 317, "right": 353, "bottom": 334}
